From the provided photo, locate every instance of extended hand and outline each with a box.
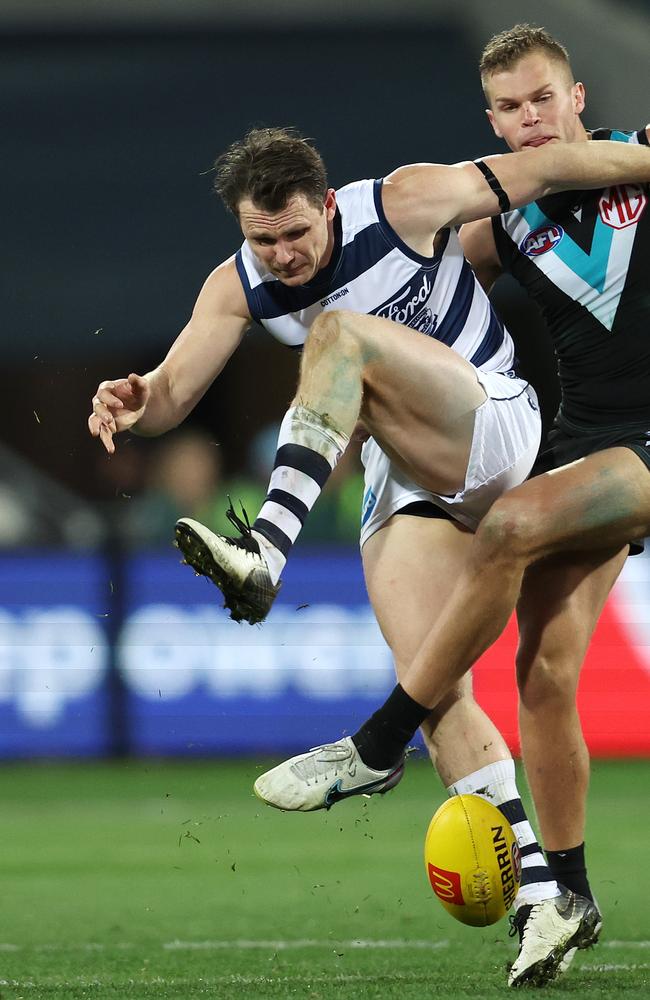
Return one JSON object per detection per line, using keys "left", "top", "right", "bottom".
{"left": 88, "top": 373, "right": 150, "bottom": 454}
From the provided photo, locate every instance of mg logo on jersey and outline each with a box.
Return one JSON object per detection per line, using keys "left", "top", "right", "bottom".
{"left": 427, "top": 863, "right": 465, "bottom": 905}
{"left": 520, "top": 224, "right": 564, "bottom": 256}
{"left": 599, "top": 184, "right": 647, "bottom": 229}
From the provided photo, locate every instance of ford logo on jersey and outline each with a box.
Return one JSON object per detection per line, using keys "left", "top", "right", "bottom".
{"left": 375, "top": 271, "right": 438, "bottom": 335}
{"left": 520, "top": 224, "right": 564, "bottom": 256}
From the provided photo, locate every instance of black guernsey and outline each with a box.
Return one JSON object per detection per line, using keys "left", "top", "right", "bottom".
{"left": 492, "top": 127, "right": 650, "bottom": 433}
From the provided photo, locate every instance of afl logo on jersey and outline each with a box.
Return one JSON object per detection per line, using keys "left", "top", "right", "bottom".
{"left": 599, "top": 184, "right": 647, "bottom": 229}
{"left": 520, "top": 224, "right": 564, "bottom": 256}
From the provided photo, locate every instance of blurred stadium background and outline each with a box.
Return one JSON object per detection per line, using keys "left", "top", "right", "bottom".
{"left": 2, "top": 0, "right": 648, "bottom": 761}
{"left": 3, "top": 3, "right": 650, "bottom": 996}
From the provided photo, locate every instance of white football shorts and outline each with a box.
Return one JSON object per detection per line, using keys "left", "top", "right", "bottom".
{"left": 359, "top": 370, "right": 541, "bottom": 548}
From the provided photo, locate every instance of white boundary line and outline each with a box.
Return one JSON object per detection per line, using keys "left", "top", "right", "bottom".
{"left": 164, "top": 938, "right": 451, "bottom": 951}
{"left": 0, "top": 938, "right": 649, "bottom": 953}
{"left": 603, "top": 940, "right": 650, "bottom": 949}
{"left": 0, "top": 938, "right": 450, "bottom": 953}
{"left": 589, "top": 964, "right": 650, "bottom": 972}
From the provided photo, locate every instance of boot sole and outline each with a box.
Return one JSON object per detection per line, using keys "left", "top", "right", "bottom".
{"left": 175, "top": 522, "right": 272, "bottom": 624}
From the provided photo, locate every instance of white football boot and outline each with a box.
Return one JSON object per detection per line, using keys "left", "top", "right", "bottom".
{"left": 508, "top": 888, "right": 600, "bottom": 987}
{"left": 175, "top": 504, "right": 280, "bottom": 625}
{"left": 557, "top": 896, "right": 602, "bottom": 974}
{"left": 254, "top": 737, "right": 405, "bottom": 811}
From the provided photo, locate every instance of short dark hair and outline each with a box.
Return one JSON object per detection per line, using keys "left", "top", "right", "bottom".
{"left": 480, "top": 24, "right": 574, "bottom": 97}
{"left": 212, "top": 127, "right": 328, "bottom": 216}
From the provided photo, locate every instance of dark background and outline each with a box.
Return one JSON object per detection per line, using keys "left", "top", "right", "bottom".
{"left": 4, "top": 1, "right": 646, "bottom": 510}
{"left": 1, "top": 1, "right": 649, "bottom": 763}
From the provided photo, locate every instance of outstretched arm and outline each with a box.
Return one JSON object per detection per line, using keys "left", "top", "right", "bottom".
{"left": 383, "top": 139, "right": 650, "bottom": 249}
{"left": 88, "top": 258, "right": 250, "bottom": 453}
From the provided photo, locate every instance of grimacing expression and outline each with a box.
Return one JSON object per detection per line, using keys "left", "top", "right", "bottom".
{"left": 484, "top": 51, "right": 586, "bottom": 152}
{"left": 239, "top": 190, "right": 337, "bottom": 285}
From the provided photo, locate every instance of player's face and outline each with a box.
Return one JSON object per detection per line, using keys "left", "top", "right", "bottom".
{"left": 239, "top": 190, "right": 337, "bottom": 285}
{"left": 484, "top": 51, "right": 586, "bottom": 152}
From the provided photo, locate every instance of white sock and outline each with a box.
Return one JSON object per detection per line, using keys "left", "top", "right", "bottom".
{"left": 252, "top": 530, "right": 286, "bottom": 585}
{"left": 251, "top": 405, "right": 349, "bottom": 584}
{"left": 448, "top": 759, "right": 561, "bottom": 908}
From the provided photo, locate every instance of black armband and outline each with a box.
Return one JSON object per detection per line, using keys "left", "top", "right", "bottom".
{"left": 473, "top": 158, "right": 511, "bottom": 213}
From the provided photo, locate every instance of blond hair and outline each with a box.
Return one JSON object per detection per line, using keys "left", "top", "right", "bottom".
{"left": 480, "top": 24, "right": 574, "bottom": 97}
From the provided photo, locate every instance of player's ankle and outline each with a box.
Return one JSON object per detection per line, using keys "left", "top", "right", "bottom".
{"left": 546, "top": 843, "right": 593, "bottom": 900}
{"left": 352, "top": 684, "right": 430, "bottom": 770}
{"left": 251, "top": 530, "right": 285, "bottom": 585}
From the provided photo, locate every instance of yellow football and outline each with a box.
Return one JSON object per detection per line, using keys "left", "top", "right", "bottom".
{"left": 424, "top": 794, "right": 521, "bottom": 927}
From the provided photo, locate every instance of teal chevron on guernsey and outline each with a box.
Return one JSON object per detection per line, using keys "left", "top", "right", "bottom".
{"left": 518, "top": 201, "right": 614, "bottom": 296}
{"left": 491, "top": 124, "right": 649, "bottom": 427}
{"left": 503, "top": 128, "right": 643, "bottom": 334}
{"left": 610, "top": 130, "right": 637, "bottom": 143}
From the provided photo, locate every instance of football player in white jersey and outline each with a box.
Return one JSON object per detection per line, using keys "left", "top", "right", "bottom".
{"left": 88, "top": 126, "right": 650, "bottom": 987}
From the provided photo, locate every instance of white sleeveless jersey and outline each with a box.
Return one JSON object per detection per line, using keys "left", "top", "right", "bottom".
{"left": 235, "top": 178, "right": 517, "bottom": 375}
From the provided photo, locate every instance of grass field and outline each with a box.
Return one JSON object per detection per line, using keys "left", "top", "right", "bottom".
{"left": 0, "top": 758, "right": 648, "bottom": 999}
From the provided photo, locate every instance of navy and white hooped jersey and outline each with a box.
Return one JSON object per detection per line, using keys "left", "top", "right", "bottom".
{"left": 492, "top": 127, "right": 650, "bottom": 430}
{"left": 236, "top": 178, "right": 516, "bottom": 376}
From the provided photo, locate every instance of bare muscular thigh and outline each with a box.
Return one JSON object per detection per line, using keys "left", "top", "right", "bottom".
{"left": 363, "top": 512, "right": 473, "bottom": 669}
{"left": 338, "top": 312, "right": 487, "bottom": 495}
{"left": 500, "top": 446, "right": 650, "bottom": 559}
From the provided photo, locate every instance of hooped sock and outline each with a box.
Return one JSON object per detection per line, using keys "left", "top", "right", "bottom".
{"left": 251, "top": 404, "right": 349, "bottom": 583}
{"left": 448, "top": 759, "right": 561, "bottom": 908}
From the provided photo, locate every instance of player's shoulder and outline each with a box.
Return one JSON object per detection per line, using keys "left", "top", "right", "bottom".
{"left": 335, "top": 177, "right": 376, "bottom": 213}
{"left": 204, "top": 254, "right": 240, "bottom": 286}
{"left": 335, "top": 178, "right": 381, "bottom": 237}
{"left": 199, "top": 255, "right": 251, "bottom": 320}
{"left": 336, "top": 177, "right": 375, "bottom": 199}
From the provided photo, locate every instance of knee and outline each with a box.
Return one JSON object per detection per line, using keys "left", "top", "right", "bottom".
{"left": 475, "top": 494, "right": 542, "bottom": 564}
{"left": 307, "top": 310, "right": 361, "bottom": 359}
{"left": 516, "top": 648, "right": 580, "bottom": 712}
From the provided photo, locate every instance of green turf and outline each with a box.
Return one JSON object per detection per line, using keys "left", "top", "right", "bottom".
{"left": 0, "top": 758, "right": 648, "bottom": 998}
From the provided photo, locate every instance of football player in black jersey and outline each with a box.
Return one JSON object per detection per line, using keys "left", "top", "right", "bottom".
{"left": 454, "top": 25, "right": 650, "bottom": 979}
